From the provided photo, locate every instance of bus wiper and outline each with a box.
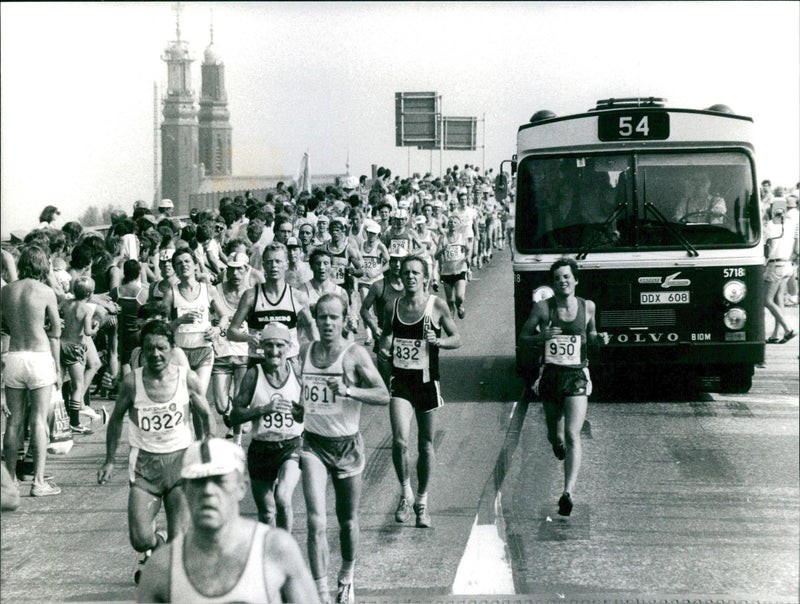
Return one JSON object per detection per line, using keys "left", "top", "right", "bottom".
{"left": 643, "top": 202, "right": 699, "bottom": 257}
{"left": 576, "top": 202, "right": 627, "bottom": 260}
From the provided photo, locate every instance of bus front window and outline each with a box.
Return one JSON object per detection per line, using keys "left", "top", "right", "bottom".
{"left": 637, "top": 152, "right": 758, "bottom": 246}
{"left": 517, "top": 155, "right": 631, "bottom": 253}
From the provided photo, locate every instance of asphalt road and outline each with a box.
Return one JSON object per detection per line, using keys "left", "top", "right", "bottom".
{"left": 1, "top": 248, "right": 797, "bottom": 604}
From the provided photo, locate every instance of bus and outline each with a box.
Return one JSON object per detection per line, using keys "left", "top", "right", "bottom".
{"left": 512, "top": 97, "right": 764, "bottom": 393}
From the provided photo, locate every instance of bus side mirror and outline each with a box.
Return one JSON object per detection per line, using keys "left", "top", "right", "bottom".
{"left": 511, "top": 160, "right": 517, "bottom": 175}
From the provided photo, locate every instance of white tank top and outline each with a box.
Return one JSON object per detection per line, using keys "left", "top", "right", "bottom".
{"left": 360, "top": 240, "right": 384, "bottom": 285}
{"left": 213, "top": 283, "right": 248, "bottom": 358}
{"left": 128, "top": 366, "right": 192, "bottom": 454}
{"left": 439, "top": 232, "right": 468, "bottom": 275}
{"left": 301, "top": 342, "right": 361, "bottom": 437}
{"left": 172, "top": 282, "right": 211, "bottom": 349}
{"left": 250, "top": 363, "right": 304, "bottom": 441}
{"left": 169, "top": 523, "right": 273, "bottom": 604}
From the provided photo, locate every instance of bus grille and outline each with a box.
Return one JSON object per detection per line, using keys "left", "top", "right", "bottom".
{"left": 600, "top": 309, "right": 677, "bottom": 328}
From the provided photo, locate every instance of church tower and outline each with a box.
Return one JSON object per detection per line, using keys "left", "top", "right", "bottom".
{"left": 161, "top": 4, "right": 199, "bottom": 215}
{"left": 198, "top": 18, "right": 232, "bottom": 177}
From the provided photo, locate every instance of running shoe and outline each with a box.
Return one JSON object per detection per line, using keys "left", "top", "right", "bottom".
{"left": 80, "top": 406, "right": 102, "bottom": 421}
{"left": 414, "top": 503, "right": 432, "bottom": 528}
{"left": 30, "top": 480, "right": 61, "bottom": 497}
{"left": 779, "top": 330, "right": 796, "bottom": 344}
{"left": 134, "top": 549, "right": 152, "bottom": 585}
{"left": 71, "top": 423, "right": 94, "bottom": 435}
{"left": 395, "top": 496, "right": 412, "bottom": 523}
{"left": 552, "top": 441, "right": 567, "bottom": 461}
{"left": 336, "top": 581, "right": 355, "bottom": 604}
{"left": 558, "top": 492, "right": 573, "bottom": 517}
{"left": 363, "top": 338, "right": 373, "bottom": 347}
{"left": 457, "top": 306, "right": 466, "bottom": 319}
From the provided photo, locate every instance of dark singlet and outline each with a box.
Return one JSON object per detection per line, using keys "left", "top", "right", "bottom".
{"left": 246, "top": 283, "right": 300, "bottom": 358}
{"left": 542, "top": 296, "right": 587, "bottom": 369}
{"left": 391, "top": 296, "right": 440, "bottom": 383}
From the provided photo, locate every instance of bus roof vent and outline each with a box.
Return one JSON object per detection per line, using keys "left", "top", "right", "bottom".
{"left": 530, "top": 109, "right": 557, "bottom": 123}
{"left": 593, "top": 97, "right": 667, "bottom": 110}
{"left": 705, "top": 103, "right": 734, "bottom": 114}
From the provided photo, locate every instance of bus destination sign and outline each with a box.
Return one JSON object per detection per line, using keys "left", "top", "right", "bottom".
{"left": 598, "top": 111, "right": 670, "bottom": 142}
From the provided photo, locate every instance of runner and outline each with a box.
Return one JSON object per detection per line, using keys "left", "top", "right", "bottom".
{"left": 299, "top": 293, "right": 390, "bottom": 604}
{"left": 378, "top": 255, "right": 460, "bottom": 528}
{"left": 135, "top": 437, "right": 319, "bottom": 603}
{"left": 517, "top": 258, "right": 607, "bottom": 516}
{"left": 1, "top": 245, "right": 62, "bottom": 496}
{"left": 209, "top": 252, "right": 251, "bottom": 442}
{"left": 361, "top": 249, "right": 406, "bottom": 384}
{"left": 230, "top": 323, "right": 304, "bottom": 531}
{"left": 356, "top": 220, "right": 389, "bottom": 346}
{"left": 436, "top": 215, "right": 469, "bottom": 319}
{"left": 98, "top": 320, "right": 215, "bottom": 582}
{"left": 227, "top": 243, "right": 316, "bottom": 365}
{"left": 161, "top": 248, "right": 223, "bottom": 400}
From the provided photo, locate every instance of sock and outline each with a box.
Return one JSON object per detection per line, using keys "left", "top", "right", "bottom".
{"left": 401, "top": 480, "right": 413, "bottom": 501}
{"left": 67, "top": 399, "right": 82, "bottom": 427}
{"left": 338, "top": 559, "right": 355, "bottom": 585}
{"left": 315, "top": 577, "right": 328, "bottom": 599}
{"left": 415, "top": 492, "right": 428, "bottom": 507}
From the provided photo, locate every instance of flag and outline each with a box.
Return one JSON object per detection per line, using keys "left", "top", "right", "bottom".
{"left": 295, "top": 152, "right": 311, "bottom": 195}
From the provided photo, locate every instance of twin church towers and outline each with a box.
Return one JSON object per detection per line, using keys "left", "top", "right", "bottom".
{"left": 161, "top": 10, "right": 232, "bottom": 214}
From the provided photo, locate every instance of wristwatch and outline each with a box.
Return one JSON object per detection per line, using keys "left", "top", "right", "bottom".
{"left": 345, "top": 386, "right": 352, "bottom": 398}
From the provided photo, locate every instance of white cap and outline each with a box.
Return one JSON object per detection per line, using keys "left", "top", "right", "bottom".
{"left": 341, "top": 175, "right": 358, "bottom": 190}
{"left": 364, "top": 220, "right": 382, "bottom": 234}
{"left": 226, "top": 251, "right": 249, "bottom": 267}
{"left": 158, "top": 248, "right": 175, "bottom": 262}
{"left": 181, "top": 438, "right": 245, "bottom": 480}
{"left": 158, "top": 198, "right": 174, "bottom": 209}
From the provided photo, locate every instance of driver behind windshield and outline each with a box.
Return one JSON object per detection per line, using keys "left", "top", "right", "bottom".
{"left": 673, "top": 171, "right": 727, "bottom": 225}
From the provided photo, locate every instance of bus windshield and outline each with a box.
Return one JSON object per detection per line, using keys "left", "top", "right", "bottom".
{"left": 516, "top": 151, "right": 759, "bottom": 254}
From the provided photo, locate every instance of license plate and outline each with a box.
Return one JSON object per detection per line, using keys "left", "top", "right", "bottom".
{"left": 640, "top": 291, "right": 690, "bottom": 305}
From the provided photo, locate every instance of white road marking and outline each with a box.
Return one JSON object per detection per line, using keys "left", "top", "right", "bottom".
{"left": 451, "top": 492, "right": 515, "bottom": 595}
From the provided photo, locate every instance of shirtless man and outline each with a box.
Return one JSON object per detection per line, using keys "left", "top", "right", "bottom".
{"left": 300, "top": 293, "right": 389, "bottom": 604}
{"left": 1, "top": 245, "right": 62, "bottom": 496}
{"left": 98, "top": 320, "right": 215, "bottom": 583}
{"left": 136, "top": 437, "right": 319, "bottom": 603}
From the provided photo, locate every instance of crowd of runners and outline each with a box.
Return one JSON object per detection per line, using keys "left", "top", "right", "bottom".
{"left": 0, "top": 164, "right": 517, "bottom": 603}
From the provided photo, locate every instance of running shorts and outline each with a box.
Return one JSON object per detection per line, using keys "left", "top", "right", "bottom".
{"left": 440, "top": 272, "right": 467, "bottom": 287}
{"left": 300, "top": 431, "right": 365, "bottom": 479}
{"left": 535, "top": 365, "right": 592, "bottom": 405}
{"left": 390, "top": 374, "right": 443, "bottom": 413}
{"left": 128, "top": 447, "right": 186, "bottom": 497}
{"left": 247, "top": 436, "right": 302, "bottom": 483}
{"left": 3, "top": 351, "right": 58, "bottom": 390}
{"left": 212, "top": 355, "right": 249, "bottom": 375}
{"left": 181, "top": 346, "right": 214, "bottom": 370}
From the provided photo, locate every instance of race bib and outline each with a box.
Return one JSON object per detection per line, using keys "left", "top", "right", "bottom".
{"left": 302, "top": 374, "right": 341, "bottom": 416}
{"left": 330, "top": 258, "right": 347, "bottom": 285}
{"left": 443, "top": 245, "right": 464, "bottom": 262}
{"left": 176, "top": 304, "right": 208, "bottom": 333}
{"left": 389, "top": 239, "right": 409, "bottom": 255}
{"left": 393, "top": 337, "right": 429, "bottom": 370}
{"left": 544, "top": 335, "right": 581, "bottom": 366}
{"left": 135, "top": 403, "right": 186, "bottom": 434}
{"left": 362, "top": 256, "right": 380, "bottom": 276}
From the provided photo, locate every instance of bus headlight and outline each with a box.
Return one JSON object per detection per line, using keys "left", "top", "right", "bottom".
{"left": 532, "top": 286, "right": 554, "bottom": 303}
{"left": 723, "top": 279, "right": 746, "bottom": 304}
{"left": 723, "top": 308, "right": 747, "bottom": 330}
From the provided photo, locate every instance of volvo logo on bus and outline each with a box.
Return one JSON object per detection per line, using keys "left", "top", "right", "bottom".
{"left": 636, "top": 272, "right": 692, "bottom": 288}
{"left": 614, "top": 332, "right": 679, "bottom": 343}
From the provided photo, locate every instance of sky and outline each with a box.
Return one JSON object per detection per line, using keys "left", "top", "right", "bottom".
{"left": 2, "top": 1, "right": 798, "bottom": 237}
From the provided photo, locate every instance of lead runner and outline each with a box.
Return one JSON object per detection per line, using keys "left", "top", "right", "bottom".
{"left": 518, "top": 258, "right": 607, "bottom": 516}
